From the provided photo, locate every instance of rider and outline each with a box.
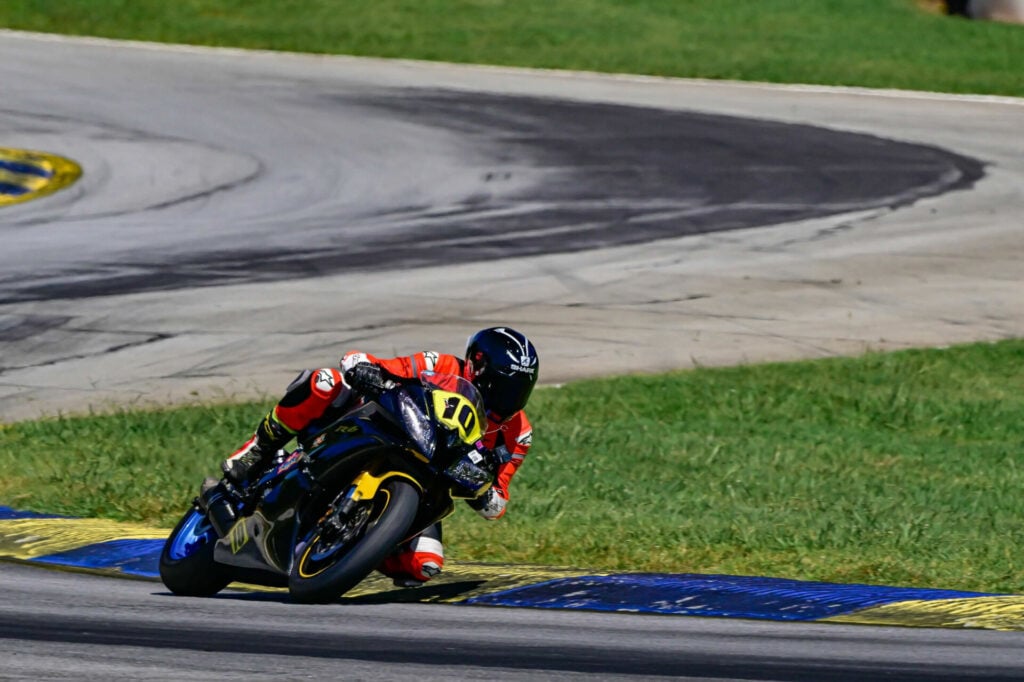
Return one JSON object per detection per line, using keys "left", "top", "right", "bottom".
{"left": 217, "top": 327, "right": 539, "bottom": 587}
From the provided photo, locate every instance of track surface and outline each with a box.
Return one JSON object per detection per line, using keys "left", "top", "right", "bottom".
{"left": 0, "top": 86, "right": 983, "bottom": 302}
{"left": 3, "top": 564, "right": 1024, "bottom": 681}
{"left": 1, "top": 31, "right": 1022, "bottom": 420}
{"left": 2, "top": 30, "right": 1024, "bottom": 679}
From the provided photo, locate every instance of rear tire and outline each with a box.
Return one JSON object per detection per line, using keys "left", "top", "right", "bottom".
{"left": 159, "top": 506, "right": 232, "bottom": 596}
{"left": 289, "top": 479, "right": 419, "bottom": 604}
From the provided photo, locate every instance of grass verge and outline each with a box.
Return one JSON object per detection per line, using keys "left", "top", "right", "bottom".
{"left": 3, "top": 340, "right": 1023, "bottom": 593}
{"left": 0, "top": 0, "right": 1022, "bottom": 96}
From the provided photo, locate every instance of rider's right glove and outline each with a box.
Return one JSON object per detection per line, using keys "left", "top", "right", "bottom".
{"left": 343, "top": 362, "right": 388, "bottom": 396}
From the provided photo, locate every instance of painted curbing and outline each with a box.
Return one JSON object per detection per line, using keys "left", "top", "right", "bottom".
{"left": 2, "top": 506, "right": 1023, "bottom": 629}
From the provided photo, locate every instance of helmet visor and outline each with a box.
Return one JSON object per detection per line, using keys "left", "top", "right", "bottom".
{"left": 481, "top": 371, "right": 535, "bottom": 419}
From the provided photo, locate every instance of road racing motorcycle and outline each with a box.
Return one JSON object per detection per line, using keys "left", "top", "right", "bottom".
{"left": 158, "top": 370, "right": 497, "bottom": 603}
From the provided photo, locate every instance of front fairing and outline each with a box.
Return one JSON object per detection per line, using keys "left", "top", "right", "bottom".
{"left": 393, "top": 373, "right": 493, "bottom": 497}
{"left": 378, "top": 385, "right": 436, "bottom": 460}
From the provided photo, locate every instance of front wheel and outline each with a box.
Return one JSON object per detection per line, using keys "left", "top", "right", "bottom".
{"left": 159, "top": 506, "right": 232, "bottom": 596}
{"left": 289, "top": 478, "right": 419, "bottom": 604}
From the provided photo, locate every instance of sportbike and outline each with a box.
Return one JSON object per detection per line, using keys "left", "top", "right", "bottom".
{"left": 159, "top": 371, "right": 498, "bottom": 603}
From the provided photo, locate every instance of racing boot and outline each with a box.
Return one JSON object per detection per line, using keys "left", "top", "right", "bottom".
{"left": 221, "top": 444, "right": 272, "bottom": 488}
{"left": 377, "top": 525, "right": 444, "bottom": 588}
{"left": 220, "top": 409, "right": 293, "bottom": 488}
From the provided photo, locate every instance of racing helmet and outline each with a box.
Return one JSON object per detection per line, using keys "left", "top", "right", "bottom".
{"left": 464, "top": 327, "right": 539, "bottom": 419}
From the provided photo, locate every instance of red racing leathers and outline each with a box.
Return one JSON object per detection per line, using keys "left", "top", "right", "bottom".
{"left": 225, "top": 349, "right": 533, "bottom": 585}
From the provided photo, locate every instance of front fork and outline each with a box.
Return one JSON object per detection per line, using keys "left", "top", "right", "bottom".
{"left": 197, "top": 478, "right": 238, "bottom": 537}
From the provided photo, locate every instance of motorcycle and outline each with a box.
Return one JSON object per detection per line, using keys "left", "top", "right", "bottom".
{"left": 158, "top": 370, "right": 498, "bottom": 603}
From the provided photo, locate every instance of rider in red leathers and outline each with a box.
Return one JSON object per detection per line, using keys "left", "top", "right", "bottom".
{"left": 217, "top": 327, "right": 539, "bottom": 587}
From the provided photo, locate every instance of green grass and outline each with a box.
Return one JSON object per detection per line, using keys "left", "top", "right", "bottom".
{"left": 3, "top": 340, "right": 1024, "bottom": 593}
{"left": 1, "top": 0, "right": 1022, "bottom": 96}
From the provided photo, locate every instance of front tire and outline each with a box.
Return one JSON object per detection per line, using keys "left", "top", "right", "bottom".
{"left": 159, "top": 506, "right": 232, "bottom": 596}
{"left": 289, "top": 479, "right": 419, "bottom": 604}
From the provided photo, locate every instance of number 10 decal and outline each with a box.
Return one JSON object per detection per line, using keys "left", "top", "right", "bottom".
{"left": 434, "top": 392, "right": 483, "bottom": 443}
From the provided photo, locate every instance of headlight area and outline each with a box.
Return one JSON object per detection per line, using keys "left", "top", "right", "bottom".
{"left": 445, "top": 447, "right": 493, "bottom": 492}
{"left": 396, "top": 391, "right": 435, "bottom": 459}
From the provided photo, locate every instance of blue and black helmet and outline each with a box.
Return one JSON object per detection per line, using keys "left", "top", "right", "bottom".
{"left": 464, "top": 327, "right": 539, "bottom": 419}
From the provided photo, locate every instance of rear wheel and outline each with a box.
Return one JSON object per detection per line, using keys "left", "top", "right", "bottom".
{"left": 159, "top": 506, "right": 232, "bottom": 596}
{"left": 289, "top": 478, "right": 419, "bottom": 604}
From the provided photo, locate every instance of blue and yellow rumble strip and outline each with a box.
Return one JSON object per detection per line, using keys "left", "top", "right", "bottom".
{"left": 2, "top": 506, "right": 1023, "bottom": 629}
{"left": 0, "top": 148, "right": 81, "bottom": 206}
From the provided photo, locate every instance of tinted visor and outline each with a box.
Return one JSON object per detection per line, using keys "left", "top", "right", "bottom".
{"left": 480, "top": 370, "right": 535, "bottom": 419}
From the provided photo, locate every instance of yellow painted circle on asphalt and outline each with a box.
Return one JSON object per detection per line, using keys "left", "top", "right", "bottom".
{"left": 0, "top": 147, "right": 82, "bottom": 207}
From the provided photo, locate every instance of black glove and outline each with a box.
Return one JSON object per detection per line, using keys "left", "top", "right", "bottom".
{"left": 344, "top": 362, "right": 388, "bottom": 395}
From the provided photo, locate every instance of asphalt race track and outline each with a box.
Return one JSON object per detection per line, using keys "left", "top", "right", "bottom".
{"left": 2, "top": 30, "right": 1024, "bottom": 680}
{"left": 0, "top": 87, "right": 985, "bottom": 302}
{"left": 1, "top": 30, "right": 1022, "bottom": 420}
{"left": 3, "top": 563, "right": 1024, "bottom": 681}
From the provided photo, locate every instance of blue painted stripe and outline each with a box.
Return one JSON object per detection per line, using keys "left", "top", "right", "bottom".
{"left": 464, "top": 573, "right": 994, "bottom": 620}
{"left": 0, "top": 159, "right": 51, "bottom": 177}
{"left": 34, "top": 538, "right": 164, "bottom": 578}
{"left": 0, "top": 183, "right": 32, "bottom": 196}
{"left": 0, "top": 505, "right": 65, "bottom": 520}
